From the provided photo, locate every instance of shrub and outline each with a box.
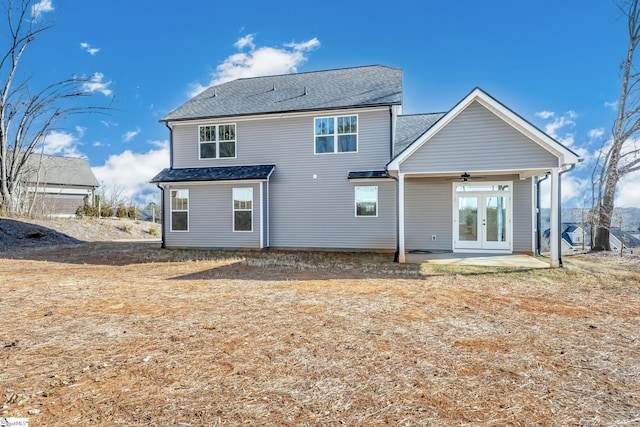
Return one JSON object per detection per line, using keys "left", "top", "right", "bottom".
{"left": 116, "top": 203, "right": 127, "bottom": 218}
{"left": 148, "top": 224, "right": 159, "bottom": 237}
{"left": 118, "top": 223, "right": 133, "bottom": 233}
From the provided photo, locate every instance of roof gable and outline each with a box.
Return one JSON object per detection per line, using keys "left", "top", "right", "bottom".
{"left": 163, "top": 65, "right": 402, "bottom": 122}
{"left": 388, "top": 88, "right": 581, "bottom": 171}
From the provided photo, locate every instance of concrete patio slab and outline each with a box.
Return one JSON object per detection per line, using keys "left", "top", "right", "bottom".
{"left": 405, "top": 252, "right": 550, "bottom": 268}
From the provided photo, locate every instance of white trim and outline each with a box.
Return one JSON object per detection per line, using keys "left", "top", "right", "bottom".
{"left": 169, "top": 189, "right": 189, "bottom": 232}
{"left": 531, "top": 178, "right": 537, "bottom": 254}
{"left": 314, "top": 114, "right": 359, "bottom": 155}
{"left": 348, "top": 178, "right": 394, "bottom": 183}
{"left": 198, "top": 123, "right": 237, "bottom": 160}
{"left": 549, "top": 168, "right": 560, "bottom": 267}
{"left": 398, "top": 173, "right": 406, "bottom": 263}
{"left": 259, "top": 181, "right": 264, "bottom": 248}
{"left": 387, "top": 88, "right": 581, "bottom": 172}
{"left": 162, "top": 179, "right": 267, "bottom": 187}
{"left": 166, "top": 106, "right": 389, "bottom": 126}
{"left": 232, "top": 187, "right": 253, "bottom": 232}
{"left": 354, "top": 185, "right": 378, "bottom": 217}
{"left": 451, "top": 181, "right": 513, "bottom": 252}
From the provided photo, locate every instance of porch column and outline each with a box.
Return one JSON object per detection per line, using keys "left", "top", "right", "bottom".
{"left": 549, "top": 168, "right": 560, "bottom": 267}
{"left": 398, "top": 173, "right": 406, "bottom": 263}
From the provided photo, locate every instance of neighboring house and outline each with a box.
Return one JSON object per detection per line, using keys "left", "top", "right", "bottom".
{"left": 609, "top": 227, "right": 640, "bottom": 252}
{"left": 543, "top": 223, "right": 588, "bottom": 253}
{"left": 151, "top": 65, "right": 581, "bottom": 266}
{"left": 21, "top": 154, "right": 99, "bottom": 216}
{"left": 543, "top": 223, "right": 640, "bottom": 253}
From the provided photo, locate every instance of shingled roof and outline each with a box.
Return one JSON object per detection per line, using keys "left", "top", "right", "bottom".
{"left": 151, "top": 165, "right": 275, "bottom": 183}
{"left": 23, "top": 154, "right": 99, "bottom": 188}
{"left": 394, "top": 113, "right": 445, "bottom": 158}
{"left": 162, "top": 65, "right": 403, "bottom": 122}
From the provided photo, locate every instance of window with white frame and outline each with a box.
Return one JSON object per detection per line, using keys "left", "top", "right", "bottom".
{"left": 170, "top": 189, "right": 189, "bottom": 231}
{"left": 355, "top": 186, "right": 377, "bottom": 217}
{"left": 233, "top": 188, "right": 253, "bottom": 231}
{"left": 315, "top": 115, "right": 357, "bottom": 154}
{"left": 199, "top": 124, "right": 236, "bottom": 159}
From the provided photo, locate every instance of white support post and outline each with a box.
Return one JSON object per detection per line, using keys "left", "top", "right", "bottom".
{"left": 398, "top": 173, "right": 406, "bottom": 263}
{"left": 549, "top": 168, "right": 560, "bottom": 267}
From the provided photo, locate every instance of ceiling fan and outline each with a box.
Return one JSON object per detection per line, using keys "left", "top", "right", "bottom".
{"left": 446, "top": 172, "right": 486, "bottom": 182}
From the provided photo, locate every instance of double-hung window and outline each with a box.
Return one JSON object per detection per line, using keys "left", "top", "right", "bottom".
{"left": 233, "top": 188, "right": 253, "bottom": 232}
{"left": 355, "top": 186, "right": 378, "bottom": 217}
{"left": 170, "top": 189, "right": 189, "bottom": 231}
{"left": 315, "top": 115, "right": 357, "bottom": 154}
{"left": 199, "top": 124, "right": 236, "bottom": 159}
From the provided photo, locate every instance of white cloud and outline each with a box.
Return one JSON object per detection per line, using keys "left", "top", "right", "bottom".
{"left": 40, "top": 130, "right": 84, "bottom": 158}
{"left": 538, "top": 174, "right": 591, "bottom": 209}
{"left": 189, "top": 35, "right": 320, "bottom": 97}
{"left": 588, "top": 128, "right": 605, "bottom": 140}
{"left": 80, "top": 42, "right": 101, "bottom": 56}
{"left": 616, "top": 171, "right": 640, "bottom": 207}
{"left": 82, "top": 72, "right": 113, "bottom": 96}
{"left": 92, "top": 141, "right": 170, "bottom": 204}
{"left": 604, "top": 100, "right": 618, "bottom": 110}
{"left": 122, "top": 128, "right": 141, "bottom": 143}
{"left": 535, "top": 111, "right": 554, "bottom": 119}
{"left": 31, "top": 0, "right": 53, "bottom": 20}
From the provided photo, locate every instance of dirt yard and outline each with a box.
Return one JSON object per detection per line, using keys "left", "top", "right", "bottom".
{"left": 0, "top": 235, "right": 639, "bottom": 425}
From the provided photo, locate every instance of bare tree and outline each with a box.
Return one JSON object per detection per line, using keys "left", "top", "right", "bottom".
{"left": 0, "top": 0, "right": 108, "bottom": 215}
{"left": 593, "top": 0, "right": 640, "bottom": 250}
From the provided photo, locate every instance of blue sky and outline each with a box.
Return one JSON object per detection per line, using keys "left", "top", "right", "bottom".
{"left": 20, "top": 0, "right": 638, "bottom": 207}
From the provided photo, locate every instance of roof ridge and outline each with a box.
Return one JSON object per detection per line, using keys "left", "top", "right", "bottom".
{"left": 230, "top": 64, "right": 401, "bottom": 83}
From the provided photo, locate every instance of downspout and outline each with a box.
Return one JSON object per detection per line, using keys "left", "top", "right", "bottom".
{"left": 557, "top": 163, "right": 576, "bottom": 267}
{"left": 164, "top": 122, "right": 174, "bottom": 169}
{"left": 159, "top": 121, "right": 172, "bottom": 249}
{"left": 388, "top": 106, "right": 400, "bottom": 263}
{"left": 156, "top": 184, "right": 166, "bottom": 248}
{"left": 535, "top": 173, "right": 550, "bottom": 256}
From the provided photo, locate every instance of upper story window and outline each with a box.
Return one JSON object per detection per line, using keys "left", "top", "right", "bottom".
{"left": 199, "top": 124, "right": 236, "bottom": 159}
{"left": 314, "top": 115, "right": 357, "bottom": 154}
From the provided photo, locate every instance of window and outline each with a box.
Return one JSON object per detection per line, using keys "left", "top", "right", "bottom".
{"left": 315, "top": 115, "right": 357, "bottom": 154}
{"left": 199, "top": 124, "right": 236, "bottom": 159}
{"left": 355, "top": 186, "right": 377, "bottom": 217}
{"left": 170, "top": 189, "right": 189, "bottom": 231}
{"left": 233, "top": 188, "right": 253, "bottom": 231}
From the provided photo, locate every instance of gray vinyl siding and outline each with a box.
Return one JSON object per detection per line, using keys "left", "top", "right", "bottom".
{"left": 403, "top": 175, "right": 533, "bottom": 253}
{"left": 168, "top": 107, "right": 396, "bottom": 250}
{"left": 405, "top": 178, "right": 452, "bottom": 251}
{"left": 163, "top": 182, "right": 261, "bottom": 249}
{"left": 512, "top": 177, "right": 534, "bottom": 253}
{"left": 400, "top": 101, "right": 560, "bottom": 173}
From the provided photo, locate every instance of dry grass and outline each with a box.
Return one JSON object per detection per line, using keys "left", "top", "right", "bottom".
{"left": 1, "top": 243, "right": 639, "bottom": 426}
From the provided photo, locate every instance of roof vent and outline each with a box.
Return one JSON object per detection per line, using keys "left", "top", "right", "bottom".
{"left": 304, "top": 86, "right": 308, "bottom": 96}
{"left": 272, "top": 82, "right": 276, "bottom": 91}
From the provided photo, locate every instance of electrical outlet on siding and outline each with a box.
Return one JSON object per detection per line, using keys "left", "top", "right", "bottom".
{"left": 432, "top": 235, "right": 437, "bottom": 241}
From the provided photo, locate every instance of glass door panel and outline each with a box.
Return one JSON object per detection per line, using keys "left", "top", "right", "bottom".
{"left": 458, "top": 196, "right": 478, "bottom": 242}
{"left": 485, "top": 195, "right": 507, "bottom": 243}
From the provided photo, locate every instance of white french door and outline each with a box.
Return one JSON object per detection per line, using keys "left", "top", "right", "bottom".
{"left": 453, "top": 183, "right": 512, "bottom": 252}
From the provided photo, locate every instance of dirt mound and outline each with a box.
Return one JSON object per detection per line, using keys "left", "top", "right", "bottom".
{"left": 0, "top": 217, "right": 159, "bottom": 251}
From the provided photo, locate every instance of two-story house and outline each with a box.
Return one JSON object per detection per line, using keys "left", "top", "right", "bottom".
{"left": 151, "top": 65, "right": 580, "bottom": 266}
